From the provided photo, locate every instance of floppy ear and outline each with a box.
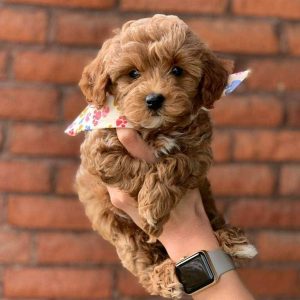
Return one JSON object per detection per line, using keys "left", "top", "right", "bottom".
{"left": 198, "top": 52, "right": 230, "bottom": 109}
{"left": 79, "top": 40, "right": 111, "bottom": 108}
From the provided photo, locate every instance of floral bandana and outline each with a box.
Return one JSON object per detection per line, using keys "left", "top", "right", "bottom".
{"left": 65, "top": 70, "right": 250, "bottom": 136}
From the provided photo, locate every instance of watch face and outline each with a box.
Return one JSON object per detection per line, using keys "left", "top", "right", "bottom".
{"left": 175, "top": 252, "right": 215, "bottom": 294}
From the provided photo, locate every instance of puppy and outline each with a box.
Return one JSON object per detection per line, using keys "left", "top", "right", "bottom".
{"left": 76, "top": 14, "right": 256, "bottom": 298}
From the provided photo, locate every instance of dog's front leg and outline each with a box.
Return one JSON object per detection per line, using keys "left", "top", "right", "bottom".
{"left": 138, "top": 153, "right": 199, "bottom": 239}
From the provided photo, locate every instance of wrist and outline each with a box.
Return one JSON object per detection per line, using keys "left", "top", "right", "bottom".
{"left": 160, "top": 218, "right": 220, "bottom": 262}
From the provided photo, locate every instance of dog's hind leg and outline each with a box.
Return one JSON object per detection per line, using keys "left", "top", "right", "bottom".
{"left": 200, "top": 178, "right": 257, "bottom": 261}
{"left": 214, "top": 226, "right": 257, "bottom": 261}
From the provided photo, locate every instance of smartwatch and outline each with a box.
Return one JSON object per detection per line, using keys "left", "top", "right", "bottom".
{"left": 175, "top": 249, "right": 235, "bottom": 295}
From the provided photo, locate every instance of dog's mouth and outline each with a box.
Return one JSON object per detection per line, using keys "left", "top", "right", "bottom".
{"left": 140, "top": 115, "right": 163, "bottom": 128}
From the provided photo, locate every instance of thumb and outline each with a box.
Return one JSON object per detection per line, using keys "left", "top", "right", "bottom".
{"left": 116, "top": 128, "right": 156, "bottom": 163}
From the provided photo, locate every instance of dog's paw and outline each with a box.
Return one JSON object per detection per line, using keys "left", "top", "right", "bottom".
{"left": 147, "top": 259, "right": 183, "bottom": 299}
{"left": 214, "top": 226, "right": 257, "bottom": 261}
{"left": 231, "top": 244, "right": 258, "bottom": 259}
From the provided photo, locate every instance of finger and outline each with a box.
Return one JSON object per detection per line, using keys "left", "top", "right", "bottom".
{"left": 116, "top": 128, "right": 156, "bottom": 163}
{"left": 107, "top": 185, "right": 136, "bottom": 210}
{"left": 106, "top": 185, "right": 142, "bottom": 227}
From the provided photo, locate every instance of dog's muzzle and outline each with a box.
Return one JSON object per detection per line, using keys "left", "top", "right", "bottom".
{"left": 145, "top": 93, "right": 165, "bottom": 110}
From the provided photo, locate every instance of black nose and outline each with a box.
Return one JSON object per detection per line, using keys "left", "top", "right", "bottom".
{"left": 145, "top": 93, "right": 165, "bottom": 110}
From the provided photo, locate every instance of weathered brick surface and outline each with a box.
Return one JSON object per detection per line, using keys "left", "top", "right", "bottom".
{"left": 0, "top": 161, "right": 50, "bottom": 193}
{"left": 211, "top": 95, "right": 283, "bottom": 127}
{"left": 0, "top": 88, "right": 58, "bottom": 121}
{"left": 279, "top": 165, "right": 300, "bottom": 195}
{"left": 8, "top": 195, "right": 90, "bottom": 230}
{"left": 63, "top": 89, "right": 86, "bottom": 121}
{"left": 287, "top": 98, "right": 300, "bottom": 126}
{"left": 188, "top": 19, "right": 278, "bottom": 54}
{"left": 8, "top": 0, "right": 116, "bottom": 9}
{"left": 10, "top": 124, "right": 82, "bottom": 157}
{"left": 247, "top": 60, "right": 300, "bottom": 91}
{"left": 55, "top": 12, "right": 120, "bottom": 46}
{"left": 212, "top": 131, "right": 231, "bottom": 162}
{"left": 0, "top": 8, "right": 47, "bottom": 43}
{"left": 121, "top": 0, "right": 228, "bottom": 14}
{"left": 36, "top": 233, "right": 118, "bottom": 263}
{"left": 4, "top": 268, "right": 112, "bottom": 298}
{"left": 233, "top": 130, "right": 300, "bottom": 161}
{"left": 233, "top": 0, "right": 300, "bottom": 20}
{"left": 117, "top": 269, "right": 148, "bottom": 297}
{"left": 257, "top": 231, "right": 300, "bottom": 262}
{"left": 14, "top": 50, "right": 94, "bottom": 84}
{"left": 209, "top": 165, "right": 275, "bottom": 196}
{"left": 0, "top": 125, "right": 3, "bottom": 151}
{"left": 55, "top": 163, "right": 78, "bottom": 195}
{"left": 0, "top": 51, "right": 7, "bottom": 79}
{"left": 0, "top": 231, "right": 31, "bottom": 263}
{"left": 285, "top": 24, "right": 300, "bottom": 56}
{"left": 0, "top": 1, "right": 299, "bottom": 300}
{"left": 239, "top": 268, "right": 300, "bottom": 297}
{"left": 228, "top": 200, "right": 300, "bottom": 228}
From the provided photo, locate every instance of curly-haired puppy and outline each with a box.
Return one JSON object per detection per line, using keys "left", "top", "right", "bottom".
{"left": 76, "top": 14, "right": 256, "bottom": 298}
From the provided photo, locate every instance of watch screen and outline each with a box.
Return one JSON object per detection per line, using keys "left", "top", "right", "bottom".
{"left": 175, "top": 252, "right": 215, "bottom": 294}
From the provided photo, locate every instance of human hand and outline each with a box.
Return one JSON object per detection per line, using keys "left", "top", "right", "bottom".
{"left": 108, "top": 128, "right": 254, "bottom": 300}
{"left": 109, "top": 128, "right": 219, "bottom": 261}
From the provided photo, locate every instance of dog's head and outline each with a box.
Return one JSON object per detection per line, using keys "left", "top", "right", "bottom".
{"left": 79, "top": 14, "right": 229, "bottom": 129}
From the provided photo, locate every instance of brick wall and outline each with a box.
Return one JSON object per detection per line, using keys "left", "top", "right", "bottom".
{"left": 0, "top": 0, "right": 299, "bottom": 299}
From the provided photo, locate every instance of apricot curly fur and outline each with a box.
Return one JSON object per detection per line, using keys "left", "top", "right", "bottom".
{"left": 76, "top": 14, "right": 256, "bottom": 298}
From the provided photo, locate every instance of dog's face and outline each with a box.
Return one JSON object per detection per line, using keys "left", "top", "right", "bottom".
{"left": 79, "top": 15, "right": 229, "bottom": 129}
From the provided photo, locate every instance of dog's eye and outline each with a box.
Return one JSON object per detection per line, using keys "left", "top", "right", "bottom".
{"left": 171, "top": 66, "right": 183, "bottom": 77}
{"left": 128, "top": 69, "right": 140, "bottom": 79}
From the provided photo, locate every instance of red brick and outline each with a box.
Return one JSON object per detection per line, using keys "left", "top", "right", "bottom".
{"left": 188, "top": 19, "right": 278, "bottom": 54}
{"left": 287, "top": 99, "right": 300, "bottom": 126}
{"left": 0, "top": 195, "right": 5, "bottom": 224}
{"left": 56, "top": 163, "right": 78, "bottom": 195}
{"left": 10, "top": 124, "right": 82, "bottom": 157}
{"left": 247, "top": 60, "right": 300, "bottom": 91}
{"left": 55, "top": 12, "right": 119, "bottom": 46}
{"left": 212, "top": 95, "right": 283, "bottom": 127}
{"left": 117, "top": 269, "right": 147, "bottom": 297}
{"left": 8, "top": 195, "right": 90, "bottom": 230}
{"left": 0, "top": 231, "right": 31, "bottom": 263}
{"left": 4, "top": 268, "right": 112, "bottom": 298}
{"left": 233, "top": 0, "right": 300, "bottom": 20}
{"left": 37, "top": 233, "right": 118, "bottom": 263}
{"left": 212, "top": 131, "right": 231, "bottom": 162}
{"left": 208, "top": 165, "right": 275, "bottom": 196}
{"left": 228, "top": 200, "right": 300, "bottom": 228}
{"left": 121, "top": 0, "right": 227, "bottom": 14}
{"left": 0, "top": 51, "right": 7, "bottom": 79}
{"left": 0, "top": 88, "right": 58, "bottom": 121}
{"left": 279, "top": 166, "right": 300, "bottom": 195}
{"left": 0, "top": 161, "right": 50, "bottom": 193}
{"left": 285, "top": 24, "right": 300, "bottom": 56}
{"left": 239, "top": 268, "right": 300, "bottom": 297}
{"left": 63, "top": 89, "right": 86, "bottom": 121}
{"left": 0, "top": 125, "right": 3, "bottom": 150}
{"left": 7, "top": 0, "right": 115, "bottom": 9}
{"left": 0, "top": 8, "right": 46, "bottom": 43}
{"left": 234, "top": 130, "right": 300, "bottom": 161}
{"left": 257, "top": 231, "right": 300, "bottom": 262}
{"left": 14, "top": 50, "right": 94, "bottom": 84}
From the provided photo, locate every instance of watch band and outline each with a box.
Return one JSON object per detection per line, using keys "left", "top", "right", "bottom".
{"left": 175, "top": 249, "right": 235, "bottom": 295}
{"left": 206, "top": 248, "right": 235, "bottom": 278}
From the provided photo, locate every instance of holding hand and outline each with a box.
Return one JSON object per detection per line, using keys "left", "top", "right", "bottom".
{"left": 107, "top": 128, "right": 255, "bottom": 300}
